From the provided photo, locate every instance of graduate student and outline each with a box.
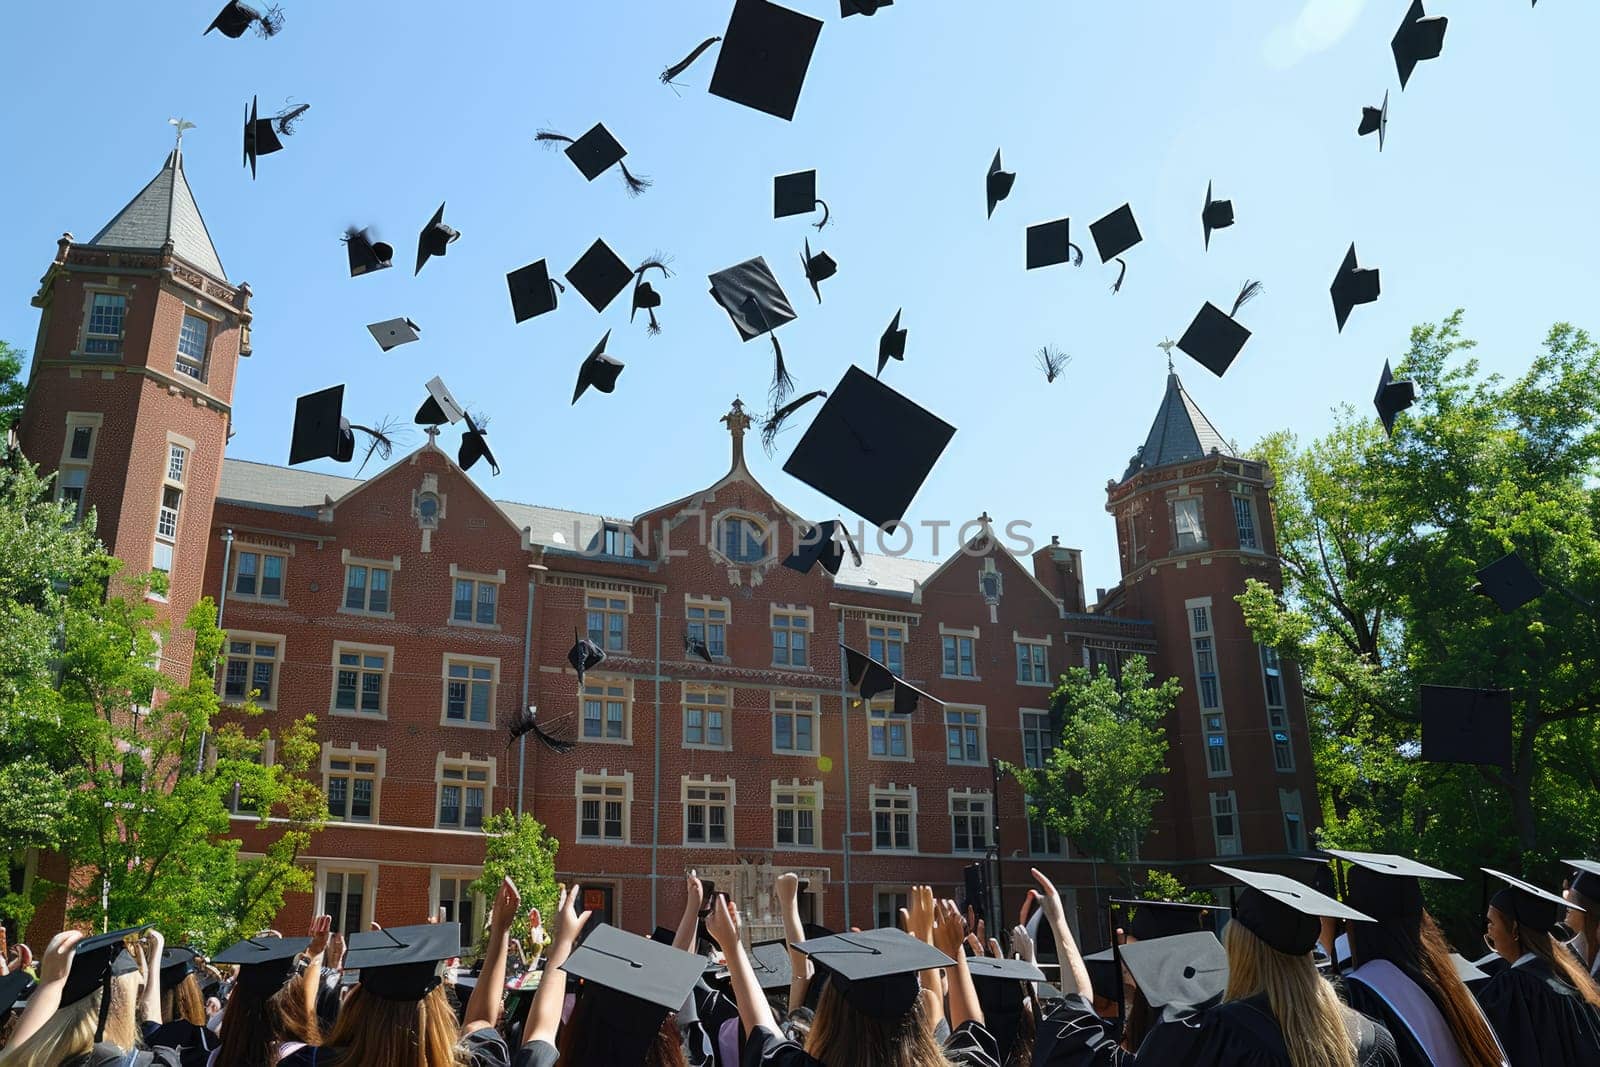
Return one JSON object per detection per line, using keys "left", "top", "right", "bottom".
{"left": 1562, "top": 860, "right": 1600, "bottom": 981}
{"left": 1475, "top": 868, "right": 1600, "bottom": 1065}
{"left": 209, "top": 925, "right": 323, "bottom": 1067}
{"left": 140, "top": 946, "right": 219, "bottom": 1067}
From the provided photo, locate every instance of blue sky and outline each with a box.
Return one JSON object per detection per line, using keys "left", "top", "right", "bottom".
{"left": 1, "top": 0, "right": 1594, "bottom": 597}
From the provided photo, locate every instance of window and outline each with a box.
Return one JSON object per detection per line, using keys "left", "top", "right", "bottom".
{"left": 157, "top": 486, "right": 182, "bottom": 538}
{"left": 773, "top": 782, "right": 820, "bottom": 849}
{"left": 773, "top": 694, "right": 818, "bottom": 755}
{"left": 867, "top": 623, "right": 906, "bottom": 675}
{"left": 84, "top": 292, "right": 126, "bottom": 355}
{"left": 1211, "top": 792, "right": 1241, "bottom": 856}
{"left": 771, "top": 609, "right": 810, "bottom": 668}
{"left": 1261, "top": 647, "right": 1294, "bottom": 772}
{"left": 1173, "top": 496, "right": 1204, "bottom": 552}
{"left": 69, "top": 425, "right": 94, "bottom": 460}
{"left": 444, "top": 657, "right": 497, "bottom": 726}
{"left": 344, "top": 560, "right": 394, "bottom": 614}
{"left": 1016, "top": 639, "right": 1049, "bottom": 685}
{"left": 56, "top": 417, "right": 99, "bottom": 523}
{"left": 684, "top": 778, "right": 733, "bottom": 846}
{"left": 587, "top": 594, "right": 628, "bottom": 652}
{"left": 686, "top": 597, "right": 728, "bottom": 658}
{"left": 152, "top": 440, "right": 189, "bottom": 576}
{"left": 1027, "top": 802, "right": 1065, "bottom": 855}
{"left": 721, "top": 515, "right": 769, "bottom": 563}
{"left": 436, "top": 875, "right": 479, "bottom": 949}
{"left": 876, "top": 891, "right": 909, "bottom": 931}
{"left": 941, "top": 632, "right": 976, "bottom": 678}
{"left": 1233, "top": 495, "right": 1258, "bottom": 551}
{"left": 222, "top": 636, "right": 280, "bottom": 707}
{"left": 175, "top": 313, "right": 210, "bottom": 379}
{"left": 1087, "top": 646, "right": 1126, "bottom": 685}
{"left": 333, "top": 644, "right": 391, "bottom": 716}
{"left": 58, "top": 467, "right": 88, "bottom": 522}
{"left": 232, "top": 549, "right": 286, "bottom": 601}
{"left": 578, "top": 773, "right": 631, "bottom": 843}
{"left": 1021, "top": 710, "right": 1054, "bottom": 770}
{"left": 322, "top": 870, "right": 369, "bottom": 935}
{"left": 683, "top": 686, "right": 730, "bottom": 749}
{"left": 945, "top": 707, "right": 985, "bottom": 765}
{"left": 167, "top": 444, "right": 187, "bottom": 483}
{"left": 868, "top": 703, "right": 910, "bottom": 760}
{"left": 600, "top": 524, "right": 635, "bottom": 557}
{"left": 1193, "top": 638, "right": 1219, "bottom": 709}
{"left": 1280, "top": 789, "right": 1305, "bottom": 851}
{"left": 582, "top": 677, "right": 630, "bottom": 742}
{"left": 871, "top": 786, "right": 917, "bottom": 852}
{"left": 454, "top": 578, "right": 498, "bottom": 626}
{"left": 1126, "top": 510, "right": 1148, "bottom": 567}
{"left": 950, "top": 790, "right": 992, "bottom": 853}
{"left": 438, "top": 757, "right": 493, "bottom": 830}
{"left": 1188, "top": 600, "right": 1230, "bottom": 776}
{"left": 326, "top": 752, "right": 379, "bottom": 823}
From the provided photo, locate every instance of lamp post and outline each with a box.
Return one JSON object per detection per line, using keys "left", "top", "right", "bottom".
{"left": 197, "top": 529, "right": 235, "bottom": 775}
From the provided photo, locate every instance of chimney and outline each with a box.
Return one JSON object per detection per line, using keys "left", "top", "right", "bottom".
{"left": 1032, "top": 538, "right": 1087, "bottom": 614}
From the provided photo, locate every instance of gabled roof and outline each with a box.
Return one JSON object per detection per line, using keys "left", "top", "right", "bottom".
{"left": 1120, "top": 372, "right": 1233, "bottom": 481}
{"left": 88, "top": 150, "right": 226, "bottom": 281}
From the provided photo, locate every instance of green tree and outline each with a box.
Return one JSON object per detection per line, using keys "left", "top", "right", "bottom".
{"left": 469, "top": 811, "right": 560, "bottom": 954}
{"left": 1004, "top": 655, "right": 1181, "bottom": 890}
{"left": 1137, "top": 869, "right": 1213, "bottom": 906}
{"left": 1237, "top": 312, "right": 1600, "bottom": 937}
{"left": 0, "top": 341, "right": 26, "bottom": 434}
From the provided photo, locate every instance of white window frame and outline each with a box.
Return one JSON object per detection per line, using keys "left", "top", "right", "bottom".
{"left": 1260, "top": 646, "right": 1295, "bottom": 772}
{"left": 772, "top": 779, "right": 822, "bottom": 851}
{"left": 870, "top": 784, "right": 918, "bottom": 853}
{"left": 431, "top": 868, "right": 485, "bottom": 949}
{"left": 220, "top": 630, "right": 283, "bottom": 709}
{"left": 1232, "top": 493, "right": 1260, "bottom": 552}
{"left": 1210, "top": 791, "right": 1241, "bottom": 856}
{"left": 939, "top": 624, "right": 979, "bottom": 680}
{"left": 867, "top": 621, "right": 907, "bottom": 676}
{"left": 1172, "top": 493, "right": 1206, "bottom": 553}
{"left": 441, "top": 654, "right": 499, "bottom": 729}
{"left": 949, "top": 788, "right": 993, "bottom": 854}
{"left": 435, "top": 752, "right": 495, "bottom": 831}
{"left": 944, "top": 705, "right": 987, "bottom": 766}
{"left": 322, "top": 743, "right": 384, "bottom": 824}
{"left": 771, "top": 605, "right": 813, "bottom": 670}
{"left": 81, "top": 288, "right": 128, "bottom": 357}
{"left": 175, "top": 309, "right": 214, "bottom": 381}
{"left": 875, "top": 888, "right": 911, "bottom": 931}
{"left": 867, "top": 701, "right": 912, "bottom": 761}
{"left": 1279, "top": 788, "right": 1306, "bottom": 852}
{"left": 1013, "top": 633, "right": 1052, "bottom": 687}
{"left": 1187, "top": 596, "right": 1231, "bottom": 777}
{"left": 713, "top": 510, "right": 773, "bottom": 566}
{"left": 586, "top": 591, "right": 632, "bottom": 653}
{"left": 685, "top": 595, "right": 730, "bottom": 659}
{"left": 316, "top": 860, "right": 379, "bottom": 935}
{"left": 230, "top": 543, "right": 290, "bottom": 604}
{"left": 151, "top": 432, "right": 194, "bottom": 577}
{"left": 1020, "top": 708, "right": 1054, "bottom": 770}
{"left": 56, "top": 412, "right": 103, "bottom": 522}
{"left": 682, "top": 683, "right": 733, "bottom": 751}
{"left": 682, "top": 775, "right": 735, "bottom": 847}
{"left": 772, "top": 692, "right": 819, "bottom": 756}
{"left": 340, "top": 551, "right": 399, "bottom": 618}
{"left": 581, "top": 675, "right": 633, "bottom": 745}
{"left": 330, "top": 641, "right": 394, "bottom": 719}
{"left": 577, "top": 770, "right": 633, "bottom": 845}
{"left": 448, "top": 564, "right": 505, "bottom": 629}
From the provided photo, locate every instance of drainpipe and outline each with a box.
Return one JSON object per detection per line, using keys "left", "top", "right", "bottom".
{"left": 650, "top": 595, "right": 663, "bottom": 929}
{"left": 837, "top": 609, "right": 852, "bottom": 927}
{"left": 198, "top": 529, "right": 235, "bottom": 775}
{"left": 518, "top": 575, "right": 536, "bottom": 815}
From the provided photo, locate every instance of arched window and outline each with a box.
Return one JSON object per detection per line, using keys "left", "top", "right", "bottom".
{"left": 719, "top": 514, "right": 769, "bottom": 564}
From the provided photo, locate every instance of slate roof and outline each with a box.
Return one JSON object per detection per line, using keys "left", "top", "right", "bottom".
{"left": 1121, "top": 373, "right": 1233, "bottom": 481}
{"left": 88, "top": 150, "right": 227, "bottom": 281}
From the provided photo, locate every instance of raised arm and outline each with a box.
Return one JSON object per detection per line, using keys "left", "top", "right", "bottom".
{"left": 775, "top": 872, "right": 813, "bottom": 1010}
{"left": 523, "top": 885, "right": 590, "bottom": 1048}
{"left": 707, "top": 895, "right": 779, "bottom": 1040}
{"left": 673, "top": 871, "right": 705, "bottom": 953}
{"left": 8, "top": 930, "right": 84, "bottom": 1048}
{"left": 1030, "top": 868, "right": 1091, "bottom": 998}
{"left": 934, "top": 899, "right": 984, "bottom": 1033}
{"left": 464, "top": 876, "right": 521, "bottom": 1034}
{"left": 139, "top": 928, "right": 166, "bottom": 1026}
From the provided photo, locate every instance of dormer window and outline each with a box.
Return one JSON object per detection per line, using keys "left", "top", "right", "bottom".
{"left": 719, "top": 515, "right": 769, "bottom": 564}
{"left": 599, "top": 523, "right": 635, "bottom": 558}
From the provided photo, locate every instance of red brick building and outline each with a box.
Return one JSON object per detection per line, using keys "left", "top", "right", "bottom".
{"left": 14, "top": 151, "right": 1322, "bottom": 950}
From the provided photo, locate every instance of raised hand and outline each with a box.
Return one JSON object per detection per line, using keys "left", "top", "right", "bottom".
{"left": 705, "top": 894, "right": 742, "bottom": 951}
{"left": 684, "top": 871, "right": 705, "bottom": 918}
{"left": 39, "top": 930, "right": 85, "bottom": 984}
{"left": 933, "top": 899, "right": 968, "bottom": 960}
{"left": 326, "top": 932, "right": 346, "bottom": 971}
{"left": 1011, "top": 924, "right": 1036, "bottom": 963}
{"left": 965, "top": 932, "right": 985, "bottom": 958}
{"left": 490, "top": 876, "right": 523, "bottom": 936}
{"left": 307, "top": 915, "right": 331, "bottom": 957}
{"left": 1029, "top": 868, "right": 1067, "bottom": 930}
{"left": 553, "top": 884, "right": 593, "bottom": 949}
{"left": 907, "top": 885, "right": 937, "bottom": 945}
{"left": 775, "top": 872, "right": 799, "bottom": 904}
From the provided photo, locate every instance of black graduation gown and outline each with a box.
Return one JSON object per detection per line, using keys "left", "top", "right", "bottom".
{"left": 140, "top": 1018, "right": 217, "bottom": 1067}
{"left": 741, "top": 1019, "right": 1001, "bottom": 1067}
{"left": 1339, "top": 975, "right": 1447, "bottom": 1067}
{"left": 58, "top": 1044, "right": 183, "bottom": 1067}
{"left": 510, "top": 1039, "right": 559, "bottom": 1067}
{"left": 277, "top": 1026, "right": 512, "bottom": 1067}
{"left": 1474, "top": 955, "right": 1600, "bottom": 1067}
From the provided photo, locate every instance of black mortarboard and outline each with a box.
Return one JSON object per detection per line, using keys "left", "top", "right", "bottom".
{"left": 709, "top": 257, "right": 799, "bottom": 400}
{"left": 508, "top": 705, "right": 576, "bottom": 754}
{"left": 1484, "top": 868, "right": 1572, "bottom": 932}
{"left": 1565, "top": 860, "right": 1600, "bottom": 901}
{"left": 966, "top": 956, "right": 1045, "bottom": 988}
{"left": 783, "top": 520, "right": 861, "bottom": 576}
{"left": 242, "top": 96, "right": 306, "bottom": 179}
{"left": 841, "top": 644, "right": 938, "bottom": 716}
{"left": 560, "top": 925, "right": 706, "bottom": 1060}
{"left": 793, "top": 928, "right": 953, "bottom": 1020}
{"left": 1090, "top": 204, "right": 1142, "bottom": 263}
{"left": 840, "top": 0, "right": 892, "bottom": 14}
{"left": 1358, "top": 91, "right": 1390, "bottom": 151}
{"left": 987, "top": 150, "right": 1015, "bottom": 220}
{"left": 1202, "top": 182, "right": 1234, "bottom": 250}
{"left": 782, "top": 365, "right": 956, "bottom": 530}
{"left": 62, "top": 926, "right": 149, "bottom": 1007}
{"left": 289, "top": 385, "right": 354, "bottom": 465}
{"left": 1213, "top": 865, "right": 1371, "bottom": 956}
{"left": 414, "top": 203, "right": 459, "bottom": 276}
{"left": 877, "top": 310, "right": 906, "bottom": 377}
{"left": 1473, "top": 553, "right": 1545, "bottom": 613}
{"left": 748, "top": 939, "right": 795, "bottom": 992}
{"left": 416, "top": 375, "right": 465, "bottom": 427}
{"left": 213, "top": 935, "right": 310, "bottom": 994}
{"left": 207, "top": 2, "right": 283, "bottom": 38}
{"left": 538, "top": 124, "right": 650, "bottom": 196}
{"left": 1177, "top": 281, "right": 1262, "bottom": 377}
{"left": 345, "top": 228, "right": 393, "bottom": 278}
{"left": 573, "top": 331, "right": 625, "bottom": 405}
{"left": 709, "top": 0, "right": 823, "bottom": 121}
{"left": 367, "top": 317, "right": 420, "bottom": 353}
{"left": 1373, "top": 360, "right": 1415, "bottom": 437}
{"left": 566, "top": 240, "right": 633, "bottom": 313}
{"left": 1112, "top": 899, "right": 1216, "bottom": 942}
{"left": 458, "top": 412, "right": 499, "bottom": 476}
{"left": 801, "top": 239, "right": 836, "bottom": 303}
{"left": 968, "top": 955, "right": 1046, "bottom": 1060}
{"left": 507, "top": 260, "right": 562, "bottom": 323}
{"left": 1025, "top": 218, "right": 1081, "bottom": 270}
{"left": 0, "top": 970, "right": 33, "bottom": 1016}
{"left": 1328, "top": 849, "right": 1458, "bottom": 923}
{"left": 1118, "top": 932, "right": 1229, "bottom": 1017}
{"left": 159, "top": 947, "right": 199, "bottom": 990}
{"left": 649, "top": 927, "right": 675, "bottom": 945}
{"left": 1287, "top": 854, "right": 1339, "bottom": 899}
{"left": 1330, "top": 243, "right": 1380, "bottom": 332}
{"left": 775, "top": 170, "right": 829, "bottom": 227}
{"left": 568, "top": 636, "right": 606, "bottom": 688}
{"left": 631, "top": 278, "right": 663, "bottom": 331}
{"left": 1420, "top": 684, "right": 1512, "bottom": 768}
{"left": 345, "top": 923, "right": 461, "bottom": 1001}
{"left": 1392, "top": 0, "right": 1447, "bottom": 90}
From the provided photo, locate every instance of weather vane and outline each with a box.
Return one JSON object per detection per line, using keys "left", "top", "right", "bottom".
{"left": 1157, "top": 337, "right": 1177, "bottom": 373}
{"left": 168, "top": 117, "right": 196, "bottom": 151}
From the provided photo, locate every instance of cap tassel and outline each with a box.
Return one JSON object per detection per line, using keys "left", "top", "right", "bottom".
{"left": 1230, "top": 278, "right": 1263, "bottom": 317}
{"left": 508, "top": 707, "right": 576, "bottom": 755}
{"left": 348, "top": 418, "right": 398, "bottom": 478}
{"left": 95, "top": 970, "right": 113, "bottom": 1043}
{"left": 646, "top": 309, "right": 661, "bottom": 336}
{"left": 661, "top": 36, "right": 721, "bottom": 87}
{"left": 616, "top": 161, "right": 652, "bottom": 197}
{"left": 812, "top": 199, "right": 831, "bottom": 230}
{"left": 1036, "top": 345, "right": 1070, "bottom": 383}
{"left": 255, "top": 4, "right": 286, "bottom": 36}
{"left": 1111, "top": 257, "right": 1128, "bottom": 294}
{"left": 769, "top": 335, "right": 795, "bottom": 405}
{"left": 760, "top": 389, "right": 828, "bottom": 456}
{"left": 632, "top": 256, "right": 672, "bottom": 335}
{"left": 271, "top": 102, "right": 310, "bottom": 136}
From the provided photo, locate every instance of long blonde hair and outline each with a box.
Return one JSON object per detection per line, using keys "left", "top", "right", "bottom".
{"left": 1223, "top": 921, "right": 1356, "bottom": 1067}
{"left": 323, "top": 984, "right": 464, "bottom": 1067}
{"left": 803, "top": 978, "right": 955, "bottom": 1067}
{"left": 0, "top": 971, "right": 141, "bottom": 1067}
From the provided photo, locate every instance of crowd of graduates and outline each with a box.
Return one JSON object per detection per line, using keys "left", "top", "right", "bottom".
{"left": 4, "top": 855, "right": 1600, "bottom": 1067}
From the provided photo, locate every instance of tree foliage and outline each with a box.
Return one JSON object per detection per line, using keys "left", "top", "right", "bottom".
{"left": 469, "top": 811, "right": 560, "bottom": 954}
{"left": 1137, "top": 869, "right": 1213, "bottom": 906}
{"left": 0, "top": 341, "right": 26, "bottom": 435}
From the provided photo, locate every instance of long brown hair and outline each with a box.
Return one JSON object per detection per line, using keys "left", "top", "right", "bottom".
{"left": 323, "top": 984, "right": 462, "bottom": 1067}
{"left": 1504, "top": 913, "right": 1600, "bottom": 1010}
{"left": 1223, "top": 921, "right": 1356, "bottom": 1067}
{"left": 162, "top": 972, "right": 207, "bottom": 1026}
{"left": 555, "top": 988, "right": 686, "bottom": 1067}
{"left": 803, "top": 977, "right": 955, "bottom": 1067}
{"left": 1347, "top": 910, "right": 1501, "bottom": 1067}
{"left": 215, "top": 970, "right": 324, "bottom": 1067}
{"left": 1568, "top": 889, "right": 1600, "bottom": 970}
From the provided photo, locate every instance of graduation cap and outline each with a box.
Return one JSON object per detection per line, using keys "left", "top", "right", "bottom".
{"left": 685, "top": 632, "right": 715, "bottom": 664}
{"left": 1177, "top": 281, "right": 1262, "bottom": 377}
{"left": 158, "top": 947, "right": 199, "bottom": 990}
{"left": 1111, "top": 899, "right": 1218, "bottom": 943}
{"left": 1327, "top": 849, "right": 1459, "bottom": 923}
{"left": 840, "top": 0, "right": 892, "bottom": 14}
{"left": 1420, "top": 684, "right": 1512, "bottom": 768}
{"left": 708, "top": 257, "right": 799, "bottom": 402}
{"left": 1451, "top": 952, "right": 1492, "bottom": 989}
{"left": 1330, "top": 243, "right": 1380, "bottom": 332}
{"left": 986, "top": 150, "right": 1015, "bottom": 219}
{"left": 345, "top": 923, "right": 461, "bottom": 1001}
{"left": 876, "top": 310, "right": 907, "bottom": 377}
{"left": 1118, "top": 932, "right": 1229, "bottom": 1019}
{"left": 415, "top": 376, "right": 465, "bottom": 428}
{"left": 1080, "top": 947, "right": 1119, "bottom": 1002}
{"left": 344, "top": 227, "right": 394, "bottom": 277}
{"left": 1025, "top": 218, "right": 1082, "bottom": 269}
{"left": 568, "top": 635, "right": 607, "bottom": 688}
{"left": 289, "top": 385, "right": 394, "bottom": 470}
{"left": 507, "top": 260, "right": 563, "bottom": 323}
{"left": 841, "top": 643, "right": 938, "bottom": 716}
{"left": 631, "top": 255, "right": 672, "bottom": 335}
{"left": 1483, "top": 868, "right": 1573, "bottom": 932}
{"left": 1212, "top": 865, "right": 1372, "bottom": 956}
{"left": 1089, "top": 204, "right": 1142, "bottom": 293}
{"left": 213, "top": 935, "right": 310, "bottom": 993}
{"left": 559, "top": 925, "right": 707, "bottom": 1061}
{"left": 801, "top": 239, "right": 837, "bottom": 303}
{"left": 536, "top": 124, "right": 650, "bottom": 196}
{"left": 1359, "top": 91, "right": 1390, "bottom": 151}
{"left": 508, "top": 705, "right": 576, "bottom": 755}
{"left": 1373, "top": 360, "right": 1415, "bottom": 437}
{"left": 775, "top": 170, "right": 829, "bottom": 228}
{"left": 458, "top": 412, "right": 499, "bottom": 476}
{"left": 565, "top": 240, "right": 633, "bottom": 314}
{"left": 242, "top": 96, "right": 307, "bottom": 179}
{"left": 414, "top": 203, "right": 460, "bottom": 276}
{"left": 782, "top": 365, "right": 956, "bottom": 531}
{"left": 1392, "top": 0, "right": 1447, "bottom": 90}
{"left": 1202, "top": 182, "right": 1234, "bottom": 250}
{"left": 62, "top": 926, "right": 148, "bottom": 1007}
{"left": 782, "top": 519, "right": 862, "bottom": 576}
{"left": 368, "top": 318, "right": 420, "bottom": 353}
{"left": 207, "top": 2, "right": 284, "bottom": 37}
{"left": 648, "top": 927, "right": 676, "bottom": 946}
{"left": 572, "top": 331, "right": 625, "bottom": 405}
{"left": 792, "top": 928, "right": 954, "bottom": 1020}
{"left": 1473, "top": 552, "right": 1545, "bottom": 613}
{"left": 967, "top": 955, "right": 1047, "bottom": 1061}
{"left": 0, "top": 970, "right": 33, "bottom": 1018}
{"left": 1565, "top": 859, "right": 1600, "bottom": 901}
{"left": 659, "top": 0, "right": 822, "bottom": 122}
